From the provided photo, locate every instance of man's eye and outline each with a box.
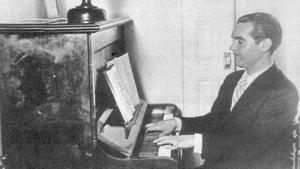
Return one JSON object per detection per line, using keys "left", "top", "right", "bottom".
{"left": 238, "top": 40, "right": 244, "bottom": 45}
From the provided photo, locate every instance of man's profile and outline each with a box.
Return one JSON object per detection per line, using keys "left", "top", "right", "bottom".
{"left": 146, "top": 12, "right": 299, "bottom": 169}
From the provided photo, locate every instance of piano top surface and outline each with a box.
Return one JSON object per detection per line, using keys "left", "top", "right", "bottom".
{"left": 0, "top": 17, "right": 131, "bottom": 34}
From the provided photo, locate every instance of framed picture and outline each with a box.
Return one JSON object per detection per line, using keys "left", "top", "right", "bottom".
{"left": 43, "top": 0, "right": 60, "bottom": 18}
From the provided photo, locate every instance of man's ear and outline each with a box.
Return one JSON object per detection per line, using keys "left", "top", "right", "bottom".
{"left": 258, "top": 38, "right": 272, "bottom": 52}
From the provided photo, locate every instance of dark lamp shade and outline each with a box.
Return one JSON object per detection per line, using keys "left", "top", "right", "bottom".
{"left": 67, "top": 0, "right": 106, "bottom": 24}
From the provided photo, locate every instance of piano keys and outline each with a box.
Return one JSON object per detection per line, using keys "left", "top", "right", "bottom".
{"left": 137, "top": 109, "right": 177, "bottom": 158}
{"left": 95, "top": 103, "right": 182, "bottom": 169}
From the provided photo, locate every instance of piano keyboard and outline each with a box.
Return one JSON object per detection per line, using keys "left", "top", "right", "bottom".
{"left": 138, "top": 131, "right": 161, "bottom": 157}
{"left": 137, "top": 107, "right": 175, "bottom": 158}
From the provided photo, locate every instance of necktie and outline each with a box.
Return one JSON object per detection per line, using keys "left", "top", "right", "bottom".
{"left": 231, "top": 75, "right": 248, "bottom": 110}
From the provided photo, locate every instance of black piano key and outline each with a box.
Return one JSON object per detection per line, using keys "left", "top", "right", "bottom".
{"left": 134, "top": 110, "right": 178, "bottom": 159}
{"left": 137, "top": 131, "right": 161, "bottom": 157}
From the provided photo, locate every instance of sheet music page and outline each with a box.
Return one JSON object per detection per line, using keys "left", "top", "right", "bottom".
{"left": 104, "top": 65, "right": 135, "bottom": 123}
{"left": 107, "top": 53, "right": 140, "bottom": 106}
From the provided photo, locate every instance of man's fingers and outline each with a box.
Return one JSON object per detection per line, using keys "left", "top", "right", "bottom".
{"left": 161, "top": 145, "right": 173, "bottom": 150}
{"left": 159, "top": 129, "right": 172, "bottom": 137}
{"left": 154, "top": 136, "right": 179, "bottom": 150}
{"left": 145, "top": 123, "right": 157, "bottom": 133}
{"left": 154, "top": 136, "right": 172, "bottom": 145}
{"left": 145, "top": 123, "right": 155, "bottom": 128}
{"left": 154, "top": 136, "right": 170, "bottom": 143}
{"left": 145, "top": 119, "right": 176, "bottom": 135}
{"left": 163, "top": 145, "right": 178, "bottom": 150}
{"left": 145, "top": 125, "right": 160, "bottom": 133}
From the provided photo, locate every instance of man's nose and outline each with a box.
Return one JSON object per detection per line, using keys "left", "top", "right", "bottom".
{"left": 229, "top": 42, "right": 236, "bottom": 51}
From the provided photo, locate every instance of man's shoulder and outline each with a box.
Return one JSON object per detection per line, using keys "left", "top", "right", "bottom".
{"left": 260, "top": 65, "right": 299, "bottom": 99}
{"left": 274, "top": 68, "right": 298, "bottom": 95}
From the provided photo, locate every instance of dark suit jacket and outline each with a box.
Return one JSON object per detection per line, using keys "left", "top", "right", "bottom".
{"left": 181, "top": 65, "right": 299, "bottom": 169}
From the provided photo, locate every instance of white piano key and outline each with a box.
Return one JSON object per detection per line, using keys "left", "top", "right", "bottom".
{"left": 158, "top": 145, "right": 171, "bottom": 157}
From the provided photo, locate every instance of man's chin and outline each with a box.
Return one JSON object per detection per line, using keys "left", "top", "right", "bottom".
{"left": 235, "top": 60, "right": 244, "bottom": 68}
{"left": 235, "top": 63, "right": 246, "bottom": 69}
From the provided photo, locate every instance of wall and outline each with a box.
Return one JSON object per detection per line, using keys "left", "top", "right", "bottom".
{"left": 61, "top": 0, "right": 184, "bottom": 109}
{"left": 98, "top": 0, "right": 184, "bottom": 108}
{"left": 181, "top": 0, "right": 235, "bottom": 117}
{"left": 0, "top": 0, "right": 46, "bottom": 23}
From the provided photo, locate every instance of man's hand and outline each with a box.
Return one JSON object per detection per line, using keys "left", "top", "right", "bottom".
{"left": 153, "top": 135, "right": 195, "bottom": 150}
{"left": 145, "top": 119, "right": 177, "bottom": 136}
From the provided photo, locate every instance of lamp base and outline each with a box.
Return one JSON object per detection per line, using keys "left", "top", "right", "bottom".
{"left": 67, "top": 3, "right": 106, "bottom": 24}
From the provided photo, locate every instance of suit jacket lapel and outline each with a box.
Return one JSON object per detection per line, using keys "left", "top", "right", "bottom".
{"left": 231, "top": 65, "right": 278, "bottom": 113}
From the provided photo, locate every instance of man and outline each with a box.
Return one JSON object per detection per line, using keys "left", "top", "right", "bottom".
{"left": 146, "top": 12, "right": 299, "bottom": 169}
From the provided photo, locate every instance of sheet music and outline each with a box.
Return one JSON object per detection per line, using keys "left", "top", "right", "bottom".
{"left": 104, "top": 65, "right": 135, "bottom": 123}
{"left": 107, "top": 53, "right": 140, "bottom": 106}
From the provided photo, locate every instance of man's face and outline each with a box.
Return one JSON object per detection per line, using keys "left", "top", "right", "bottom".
{"left": 230, "top": 22, "right": 263, "bottom": 69}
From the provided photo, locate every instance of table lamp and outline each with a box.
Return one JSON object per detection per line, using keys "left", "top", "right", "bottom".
{"left": 67, "top": 0, "right": 106, "bottom": 24}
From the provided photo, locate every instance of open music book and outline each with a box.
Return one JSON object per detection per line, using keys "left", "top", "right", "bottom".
{"left": 103, "top": 53, "right": 140, "bottom": 123}
{"left": 106, "top": 53, "right": 140, "bottom": 106}
{"left": 103, "top": 65, "right": 135, "bottom": 123}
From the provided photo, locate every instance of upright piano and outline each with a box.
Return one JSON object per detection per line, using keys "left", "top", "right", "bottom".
{"left": 0, "top": 18, "right": 182, "bottom": 169}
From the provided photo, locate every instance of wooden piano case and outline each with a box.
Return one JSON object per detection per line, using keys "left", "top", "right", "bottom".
{"left": 0, "top": 18, "right": 131, "bottom": 169}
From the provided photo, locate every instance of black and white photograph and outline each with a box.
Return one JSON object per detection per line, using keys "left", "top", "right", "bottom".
{"left": 0, "top": 0, "right": 299, "bottom": 169}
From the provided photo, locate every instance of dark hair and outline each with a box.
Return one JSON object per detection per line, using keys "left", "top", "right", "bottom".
{"left": 237, "top": 12, "right": 282, "bottom": 54}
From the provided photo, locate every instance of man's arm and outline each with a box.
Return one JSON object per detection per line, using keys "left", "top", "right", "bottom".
{"left": 180, "top": 75, "right": 233, "bottom": 134}
{"left": 146, "top": 73, "right": 236, "bottom": 135}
